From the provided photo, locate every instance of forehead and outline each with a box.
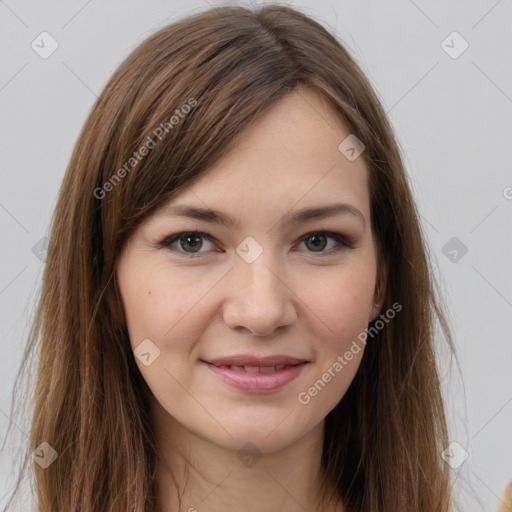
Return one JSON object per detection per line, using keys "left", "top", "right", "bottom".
{"left": 156, "top": 88, "right": 370, "bottom": 227}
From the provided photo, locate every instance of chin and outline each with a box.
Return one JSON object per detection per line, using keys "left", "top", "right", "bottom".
{"left": 202, "top": 411, "right": 314, "bottom": 455}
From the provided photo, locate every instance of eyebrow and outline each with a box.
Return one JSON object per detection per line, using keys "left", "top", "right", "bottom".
{"left": 161, "top": 202, "right": 366, "bottom": 230}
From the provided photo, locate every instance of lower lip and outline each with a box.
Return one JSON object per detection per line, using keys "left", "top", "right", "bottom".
{"left": 203, "top": 362, "right": 308, "bottom": 392}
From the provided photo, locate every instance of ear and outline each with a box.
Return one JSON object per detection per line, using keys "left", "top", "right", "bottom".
{"left": 369, "top": 254, "right": 388, "bottom": 323}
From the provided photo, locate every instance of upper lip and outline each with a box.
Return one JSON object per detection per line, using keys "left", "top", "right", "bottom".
{"left": 203, "top": 355, "right": 308, "bottom": 367}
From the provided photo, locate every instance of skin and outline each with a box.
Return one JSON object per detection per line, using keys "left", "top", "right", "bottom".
{"left": 116, "top": 87, "right": 386, "bottom": 512}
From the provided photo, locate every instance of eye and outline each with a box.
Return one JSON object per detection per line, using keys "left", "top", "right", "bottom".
{"left": 297, "top": 232, "right": 353, "bottom": 253}
{"left": 157, "top": 230, "right": 354, "bottom": 257}
{"left": 158, "top": 231, "right": 217, "bottom": 256}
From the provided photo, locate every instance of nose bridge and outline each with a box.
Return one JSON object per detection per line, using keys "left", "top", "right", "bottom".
{"left": 223, "top": 241, "right": 296, "bottom": 335}
{"left": 239, "top": 252, "right": 279, "bottom": 297}
{"left": 235, "top": 234, "right": 281, "bottom": 292}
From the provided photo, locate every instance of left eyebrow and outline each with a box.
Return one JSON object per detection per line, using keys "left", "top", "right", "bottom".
{"left": 160, "top": 202, "right": 366, "bottom": 230}
{"left": 280, "top": 203, "right": 366, "bottom": 229}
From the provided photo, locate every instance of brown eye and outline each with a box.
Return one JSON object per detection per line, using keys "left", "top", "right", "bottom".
{"left": 178, "top": 234, "right": 204, "bottom": 253}
{"left": 304, "top": 234, "right": 328, "bottom": 252}
{"left": 158, "top": 231, "right": 217, "bottom": 256}
{"left": 298, "top": 231, "right": 353, "bottom": 254}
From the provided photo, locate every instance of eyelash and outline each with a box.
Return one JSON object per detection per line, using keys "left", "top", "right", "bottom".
{"left": 156, "top": 230, "right": 354, "bottom": 258}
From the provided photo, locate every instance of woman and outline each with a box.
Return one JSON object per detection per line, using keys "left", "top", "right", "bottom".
{"left": 2, "top": 4, "right": 456, "bottom": 511}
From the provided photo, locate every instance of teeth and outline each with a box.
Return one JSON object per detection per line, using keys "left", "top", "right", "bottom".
{"left": 221, "top": 364, "right": 289, "bottom": 372}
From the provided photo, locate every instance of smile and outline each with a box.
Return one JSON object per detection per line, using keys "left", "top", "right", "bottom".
{"left": 202, "top": 361, "right": 308, "bottom": 392}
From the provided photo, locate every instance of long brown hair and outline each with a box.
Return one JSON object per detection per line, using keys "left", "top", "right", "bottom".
{"left": 2, "top": 5, "right": 456, "bottom": 511}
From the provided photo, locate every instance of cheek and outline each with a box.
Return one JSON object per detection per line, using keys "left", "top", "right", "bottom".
{"left": 297, "top": 260, "right": 375, "bottom": 404}
{"left": 117, "top": 262, "right": 204, "bottom": 400}
{"left": 118, "top": 260, "right": 223, "bottom": 373}
{"left": 305, "top": 262, "right": 376, "bottom": 342}
{"left": 117, "top": 258, "right": 189, "bottom": 340}
{"left": 117, "top": 268, "right": 161, "bottom": 345}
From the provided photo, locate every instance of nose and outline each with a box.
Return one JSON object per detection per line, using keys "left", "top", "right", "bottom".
{"left": 222, "top": 253, "right": 298, "bottom": 337}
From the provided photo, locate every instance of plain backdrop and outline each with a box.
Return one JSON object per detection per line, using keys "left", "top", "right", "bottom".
{"left": 1, "top": 1, "right": 511, "bottom": 511}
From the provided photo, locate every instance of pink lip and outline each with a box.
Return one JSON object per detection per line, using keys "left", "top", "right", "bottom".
{"left": 203, "top": 361, "right": 308, "bottom": 392}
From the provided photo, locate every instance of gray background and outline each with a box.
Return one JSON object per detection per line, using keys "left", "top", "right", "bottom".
{"left": 1, "top": 0, "right": 511, "bottom": 511}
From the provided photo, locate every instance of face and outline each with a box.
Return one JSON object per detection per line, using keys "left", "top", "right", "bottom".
{"left": 116, "top": 88, "right": 383, "bottom": 455}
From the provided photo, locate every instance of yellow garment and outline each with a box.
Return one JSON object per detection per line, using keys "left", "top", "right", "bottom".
{"left": 496, "top": 481, "right": 512, "bottom": 512}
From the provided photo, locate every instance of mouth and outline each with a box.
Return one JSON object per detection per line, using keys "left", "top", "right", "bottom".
{"left": 201, "top": 356, "right": 309, "bottom": 392}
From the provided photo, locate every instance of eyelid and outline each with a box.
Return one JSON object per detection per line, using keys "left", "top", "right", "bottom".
{"left": 156, "top": 230, "right": 355, "bottom": 257}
